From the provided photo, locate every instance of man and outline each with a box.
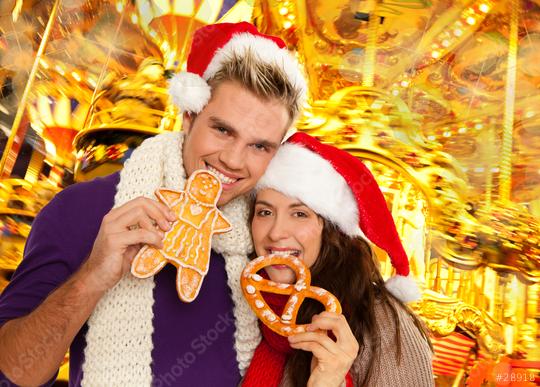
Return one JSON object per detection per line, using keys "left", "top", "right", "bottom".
{"left": 0, "top": 22, "right": 306, "bottom": 386}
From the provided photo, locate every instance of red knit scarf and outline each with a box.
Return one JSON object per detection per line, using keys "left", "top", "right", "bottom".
{"left": 243, "top": 292, "right": 292, "bottom": 387}
{"left": 242, "top": 292, "right": 354, "bottom": 387}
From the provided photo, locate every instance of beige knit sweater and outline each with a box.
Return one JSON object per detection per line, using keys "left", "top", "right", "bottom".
{"left": 280, "top": 299, "right": 434, "bottom": 387}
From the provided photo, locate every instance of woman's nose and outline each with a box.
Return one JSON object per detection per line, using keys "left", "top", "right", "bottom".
{"left": 268, "top": 215, "right": 290, "bottom": 241}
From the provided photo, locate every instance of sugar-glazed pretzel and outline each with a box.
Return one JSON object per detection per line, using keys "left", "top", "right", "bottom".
{"left": 241, "top": 254, "right": 342, "bottom": 336}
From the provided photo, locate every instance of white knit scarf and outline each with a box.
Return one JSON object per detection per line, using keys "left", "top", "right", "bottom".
{"left": 81, "top": 132, "right": 261, "bottom": 386}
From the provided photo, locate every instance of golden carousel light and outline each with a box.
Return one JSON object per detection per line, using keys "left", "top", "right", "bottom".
{"left": 425, "top": 118, "right": 491, "bottom": 149}
{"left": 26, "top": 82, "right": 92, "bottom": 167}
{"left": 415, "top": 0, "right": 493, "bottom": 68}
{"left": 123, "top": 0, "right": 226, "bottom": 69}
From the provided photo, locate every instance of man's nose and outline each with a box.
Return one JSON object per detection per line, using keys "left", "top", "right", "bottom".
{"left": 218, "top": 143, "right": 245, "bottom": 171}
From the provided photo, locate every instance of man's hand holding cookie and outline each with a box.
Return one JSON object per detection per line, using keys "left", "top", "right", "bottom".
{"left": 82, "top": 197, "right": 176, "bottom": 292}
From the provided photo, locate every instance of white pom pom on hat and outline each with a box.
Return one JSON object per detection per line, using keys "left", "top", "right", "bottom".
{"left": 168, "top": 72, "right": 211, "bottom": 114}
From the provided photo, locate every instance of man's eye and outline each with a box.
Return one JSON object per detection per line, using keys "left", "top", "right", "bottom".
{"left": 215, "top": 127, "right": 229, "bottom": 134}
{"left": 252, "top": 143, "right": 268, "bottom": 152}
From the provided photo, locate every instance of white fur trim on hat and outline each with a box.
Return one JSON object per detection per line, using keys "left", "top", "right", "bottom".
{"left": 385, "top": 275, "right": 421, "bottom": 302}
{"left": 169, "top": 72, "right": 212, "bottom": 113}
{"left": 203, "top": 32, "right": 307, "bottom": 111}
{"left": 256, "top": 143, "right": 361, "bottom": 237}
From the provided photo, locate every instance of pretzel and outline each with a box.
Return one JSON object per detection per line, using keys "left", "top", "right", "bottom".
{"left": 131, "top": 169, "right": 232, "bottom": 302}
{"left": 241, "top": 254, "right": 342, "bottom": 336}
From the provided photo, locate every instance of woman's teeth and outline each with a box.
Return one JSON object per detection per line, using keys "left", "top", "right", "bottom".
{"left": 269, "top": 250, "right": 300, "bottom": 257}
{"left": 206, "top": 165, "right": 238, "bottom": 185}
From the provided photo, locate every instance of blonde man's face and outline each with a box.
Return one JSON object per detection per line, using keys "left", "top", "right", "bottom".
{"left": 182, "top": 81, "right": 290, "bottom": 206}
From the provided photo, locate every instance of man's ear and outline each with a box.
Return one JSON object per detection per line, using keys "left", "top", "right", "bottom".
{"left": 183, "top": 112, "right": 193, "bottom": 134}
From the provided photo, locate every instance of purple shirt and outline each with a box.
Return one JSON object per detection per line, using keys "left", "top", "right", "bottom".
{"left": 0, "top": 173, "right": 241, "bottom": 386}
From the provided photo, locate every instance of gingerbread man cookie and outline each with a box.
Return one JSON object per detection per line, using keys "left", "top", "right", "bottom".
{"left": 131, "top": 170, "right": 232, "bottom": 302}
{"left": 241, "top": 254, "right": 342, "bottom": 336}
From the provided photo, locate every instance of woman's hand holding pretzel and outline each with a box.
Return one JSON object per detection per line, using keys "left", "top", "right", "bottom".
{"left": 288, "top": 311, "right": 359, "bottom": 387}
{"left": 241, "top": 255, "right": 354, "bottom": 386}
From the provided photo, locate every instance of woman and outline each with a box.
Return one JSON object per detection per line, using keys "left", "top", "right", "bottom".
{"left": 242, "top": 132, "right": 433, "bottom": 387}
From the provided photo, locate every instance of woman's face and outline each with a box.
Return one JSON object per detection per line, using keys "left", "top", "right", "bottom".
{"left": 251, "top": 188, "right": 324, "bottom": 284}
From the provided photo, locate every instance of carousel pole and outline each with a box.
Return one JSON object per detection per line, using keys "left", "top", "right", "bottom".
{"left": 0, "top": 0, "right": 62, "bottom": 178}
{"left": 498, "top": 0, "right": 519, "bottom": 202}
{"left": 362, "top": 2, "right": 380, "bottom": 88}
{"left": 84, "top": 0, "right": 128, "bottom": 131}
{"left": 484, "top": 125, "right": 494, "bottom": 211}
{"left": 477, "top": 266, "right": 487, "bottom": 309}
{"left": 496, "top": 0, "right": 519, "bottom": 353}
{"left": 446, "top": 264, "right": 455, "bottom": 296}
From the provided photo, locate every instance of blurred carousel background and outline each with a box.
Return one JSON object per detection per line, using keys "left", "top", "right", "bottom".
{"left": 0, "top": 0, "right": 538, "bottom": 385}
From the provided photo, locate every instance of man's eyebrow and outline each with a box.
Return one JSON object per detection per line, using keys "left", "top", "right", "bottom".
{"left": 257, "top": 139, "right": 279, "bottom": 150}
{"left": 209, "top": 116, "right": 238, "bottom": 135}
{"left": 208, "top": 116, "right": 279, "bottom": 150}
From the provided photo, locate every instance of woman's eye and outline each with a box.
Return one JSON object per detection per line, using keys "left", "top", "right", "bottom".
{"left": 294, "top": 211, "right": 308, "bottom": 218}
{"left": 256, "top": 209, "right": 272, "bottom": 216}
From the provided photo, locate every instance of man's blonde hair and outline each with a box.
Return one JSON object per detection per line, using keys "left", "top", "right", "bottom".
{"left": 208, "top": 49, "right": 303, "bottom": 123}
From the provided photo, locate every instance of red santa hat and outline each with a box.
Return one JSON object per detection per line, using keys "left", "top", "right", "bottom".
{"left": 256, "top": 132, "right": 421, "bottom": 302}
{"left": 169, "top": 22, "right": 306, "bottom": 115}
